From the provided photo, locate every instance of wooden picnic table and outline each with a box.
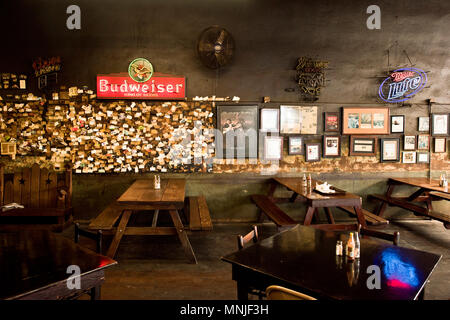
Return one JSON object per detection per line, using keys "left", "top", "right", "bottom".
{"left": 89, "top": 179, "right": 197, "bottom": 263}
{"left": 221, "top": 224, "right": 442, "bottom": 300}
{"left": 265, "top": 177, "right": 369, "bottom": 229}
{"left": 370, "top": 177, "right": 450, "bottom": 229}
{"left": 0, "top": 230, "right": 117, "bottom": 300}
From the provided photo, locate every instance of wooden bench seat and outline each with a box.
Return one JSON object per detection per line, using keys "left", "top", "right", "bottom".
{"left": 187, "top": 196, "right": 213, "bottom": 231}
{"left": 370, "top": 194, "right": 450, "bottom": 229}
{"left": 429, "top": 191, "right": 450, "bottom": 201}
{"left": 338, "top": 206, "right": 389, "bottom": 226}
{"left": 88, "top": 205, "right": 123, "bottom": 231}
{"left": 251, "top": 195, "right": 297, "bottom": 229}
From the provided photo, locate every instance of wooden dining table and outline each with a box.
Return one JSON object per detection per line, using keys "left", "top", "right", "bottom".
{"left": 221, "top": 225, "right": 442, "bottom": 300}
{"left": 269, "top": 177, "right": 368, "bottom": 228}
{"left": 0, "top": 230, "right": 117, "bottom": 300}
{"left": 371, "top": 177, "right": 450, "bottom": 229}
{"left": 89, "top": 178, "right": 197, "bottom": 263}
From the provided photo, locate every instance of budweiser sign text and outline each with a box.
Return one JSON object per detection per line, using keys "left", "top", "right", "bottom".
{"left": 97, "top": 73, "right": 185, "bottom": 99}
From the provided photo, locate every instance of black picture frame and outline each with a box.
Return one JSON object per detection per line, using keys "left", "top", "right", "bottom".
{"left": 417, "top": 152, "right": 430, "bottom": 164}
{"left": 431, "top": 113, "right": 449, "bottom": 136}
{"left": 305, "top": 143, "right": 321, "bottom": 162}
{"left": 418, "top": 116, "right": 430, "bottom": 132}
{"left": 434, "top": 137, "right": 447, "bottom": 153}
{"left": 323, "top": 135, "right": 341, "bottom": 157}
{"left": 402, "top": 151, "right": 416, "bottom": 164}
{"left": 216, "top": 105, "right": 259, "bottom": 159}
{"left": 324, "top": 112, "right": 340, "bottom": 132}
{"left": 403, "top": 135, "right": 417, "bottom": 151}
{"left": 380, "top": 138, "right": 400, "bottom": 162}
{"left": 417, "top": 134, "right": 430, "bottom": 151}
{"left": 390, "top": 115, "right": 405, "bottom": 134}
{"left": 288, "top": 136, "right": 303, "bottom": 155}
{"left": 349, "top": 135, "right": 378, "bottom": 156}
{"left": 260, "top": 108, "right": 280, "bottom": 132}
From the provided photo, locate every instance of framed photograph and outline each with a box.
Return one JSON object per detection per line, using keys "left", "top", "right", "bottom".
{"left": 288, "top": 136, "right": 303, "bottom": 155}
{"left": 216, "top": 105, "right": 259, "bottom": 158}
{"left": 324, "top": 112, "right": 340, "bottom": 132}
{"left": 342, "top": 107, "right": 390, "bottom": 135}
{"left": 417, "top": 152, "right": 430, "bottom": 164}
{"left": 434, "top": 137, "right": 447, "bottom": 153}
{"left": 264, "top": 136, "right": 283, "bottom": 160}
{"left": 380, "top": 138, "right": 400, "bottom": 162}
{"left": 260, "top": 108, "right": 279, "bottom": 132}
{"left": 280, "top": 105, "right": 301, "bottom": 134}
{"left": 390, "top": 115, "right": 405, "bottom": 133}
{"left": 402, "top": 151, "right": 416, "bottom": 164}
{"left": 323, "top": 135, "right": 341, "bottom": 157}
{"left": 418, "top": 116, "right": 430, "bottom": 132}
{"left": 403, "top": 135, "right": 416, "bottom": 151}
{"left": 349, "top": 135, "right": 378, "bottom": 156}
{"left": 305, "top": 143, "right": 321, "bottom": 162}
{"left": 431, "top": 113, "right": 449, "bottom": 136}
{"left": 417, "top": 134, "right": 430, "bottom": 151}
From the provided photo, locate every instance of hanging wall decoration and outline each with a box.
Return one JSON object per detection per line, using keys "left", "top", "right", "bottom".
{"left": 295, "top": 56, "right": 329, "bottom": 101}
{"left": 378, "top": 67, "right": 427, "bottom": 103}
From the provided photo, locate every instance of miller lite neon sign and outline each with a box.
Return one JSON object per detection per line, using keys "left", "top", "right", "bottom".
{"left": 378, "top": 67, "right": 427, "bottom": 103}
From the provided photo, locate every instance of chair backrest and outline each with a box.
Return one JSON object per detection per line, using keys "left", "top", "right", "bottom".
{"left": 266, "top": 285, "right": 316, "bottom": 300}
{"left": 0, "top": 163, "right": 72, "bottom": 209}
{"left": 237, "top": 225, "right": 258, "bottom": 250}
{"left": 357, "top": 224, "right": 400, "bottom": 246}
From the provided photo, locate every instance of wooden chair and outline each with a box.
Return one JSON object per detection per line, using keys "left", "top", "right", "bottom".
{"left": 237, "top": 225, "right": 259, "bottom": 250}
{"left": 236, "top": 225, "right": 265, "bottom": 299}
{"left": 0, "top": 163, "right": 73, "bottom": 232}
{"left": 266, "top": 285, "right": 316, "bottom": 300}
{"left": 74, "top": 222, "right": 103, "bottom": 254}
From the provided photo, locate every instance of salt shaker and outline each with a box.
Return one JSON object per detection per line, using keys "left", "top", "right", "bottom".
{"left": 336, "top": 241, "right": 343, "bottom": 256}
{"left": 154, "top": 175, "right": 161, "bottom": 189}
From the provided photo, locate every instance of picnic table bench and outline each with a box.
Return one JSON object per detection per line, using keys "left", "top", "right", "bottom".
{"left": 370, "top": 177, "right": 450, "bottom": 229}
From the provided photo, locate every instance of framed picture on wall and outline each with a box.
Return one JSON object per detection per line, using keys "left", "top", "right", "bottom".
{"left": 280, "top": 105, "right": 302, "bottom": 134}
{"left": 380, "top": 138, "right": 400, "bottom": 162}
{"left": 418, "top": 116, "right": 430, "bottom": 132}
{"left": 305, "top": 143, "right": 321, "bottom": 162}
{"left": 417, "top": 152, "right": 430, "bottom": 164}
{"left": 324, "top": 112, "right": 340, "bottom": 132}
{"left": 402, "top": 151, "right": 416, "bottom": 164}
{"left": 349, "top": 135, "right": 378, "bottom": 156}
{"left": 263, "top": 136, "right": 283, "bottom": 160}
{"left": 390, "top": 115, "right": 405, "bottom": 133}
{"left": 216, "top": 105, "right": 259, "bottom": 158}
{"left": 403, "top": 135, "right": 416, "bottom": 151}
{"left": 260, "top": 108, "right": 279, "bottom": 132}
{"left": 417, "top": 134, "right": 430, "bottom": 150}
{"left": 288, "top": 136, "right": 303, "bottom": 155}
{"left": 342, "top": 107, "right": 390, "bottom": 135}
{"left": 434, "top": 137, "right": 447, "bottom": 153}
{"left": 323, "top": 135, "right": 341, "bottom": 157}
{"left": 431, "top": 113, "right": 449, "bottom": 136}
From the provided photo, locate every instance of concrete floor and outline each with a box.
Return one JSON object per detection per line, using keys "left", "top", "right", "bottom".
{"left": 66, "top": 219, "right": 450, "bottom": 300}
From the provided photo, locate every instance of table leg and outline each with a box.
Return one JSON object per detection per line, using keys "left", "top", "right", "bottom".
{"left": 237, "top": 282, "right": 249, "bottom": 301}
{"left": 267, "top": 180, "right": 277, "bottom": 199}
{"left": 90, "top": 286, "right": 101, "bottom": 300}
{"left": 152, "top": 209, "right": 159, "bottom": 227}
{"left": 324, "top": 207, "right": 335, "bottom": 224}
{"left": 303, "top": 206, "right": 316, "bottom": 225}
{"left": 377, "top": 184, "right": 395, "bottom": 217}
{"left": 106, "top": 210, "right": 132, "bottom": 258}
{"left": 407, "top": 188, "right": 427, "bottom": 202}
{"left": 354, "top": 206, "right": 367, "bottom": 228}
{"left": 169, "top": 210, "right": 197, "bottom": 264}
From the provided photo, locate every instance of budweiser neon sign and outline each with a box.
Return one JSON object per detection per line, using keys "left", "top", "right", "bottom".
{"left": 378, "top": 67, "right": 427, "bottom": 103}
{"left": 97, "top": 72, "right": 185, "bottom": 100}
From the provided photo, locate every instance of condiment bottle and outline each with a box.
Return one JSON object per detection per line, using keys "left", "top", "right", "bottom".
{"left": 154, "top": 175, "right": 161, "bottom": 189}
{"left": 302, "top": 173, "right": 307, "bottom": 187}
{"left": 346, "top": 233, "right": 355, "bottom": 260}
{"left": 354, "top": 232, "right": 360, "bottom": 259}
{"left": 336, "top": 240, "right": 343, "bottom": 256}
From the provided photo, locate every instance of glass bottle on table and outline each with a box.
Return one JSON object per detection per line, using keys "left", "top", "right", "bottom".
{"left": 346, "top": 232, "right": 355, "bottom": 261}
{"left": 354, "top": 232, "right": 360, "bottom": 259}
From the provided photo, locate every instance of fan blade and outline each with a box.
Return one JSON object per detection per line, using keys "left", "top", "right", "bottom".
{"left": 197, "top": 42, "right": 215, "bottom": 53}
{"left": 216, "top": 30, "right": 226, "bottom": 46}
{"left": 215, "top": 52, "right": 228, "bottom": 67}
